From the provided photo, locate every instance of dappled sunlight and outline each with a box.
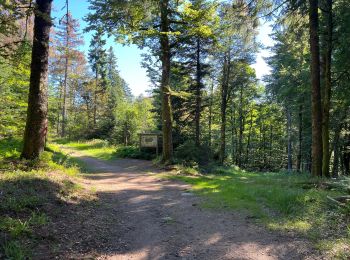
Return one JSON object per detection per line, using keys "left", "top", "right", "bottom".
{"left": 203, "top": 233, "right": 223, "bottom": 246}
{"left": 268, "top": 219, "right": 312, "bottom": 234}
{"left": 2, "top": 140, "right": 326, "bottom": 259}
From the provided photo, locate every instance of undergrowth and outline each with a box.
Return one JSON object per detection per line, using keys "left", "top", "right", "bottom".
{"left": 0, "top": 137, "right": 95, "bottom": 259}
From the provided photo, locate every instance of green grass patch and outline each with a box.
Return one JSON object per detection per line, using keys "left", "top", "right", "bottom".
{"left": 46, "top": 142, "right": 88, "bottom": 173}
{"left": 0, "top": 137, "right": 22, "bottom": 160}
{"left": 0, "top": 138, "right": 95, "bottom": 259}
{"left": 164, "top": 167, "right": 350, "bottom": 257}
{"left": 0, "top": 217, "right": 31, "bottom": 237}
{"left": 56, "top": 139, "right": 118, "bottom": 160}
{"left": 56, "top": 139, "right": 156, "bottom": 161}
{"left": 2, "top": 240, "right": 27, "bottom": 260}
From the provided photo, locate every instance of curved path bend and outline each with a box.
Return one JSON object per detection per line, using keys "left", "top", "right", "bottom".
{"left": 65, "top": 151, "right": 320, "bottom": 260}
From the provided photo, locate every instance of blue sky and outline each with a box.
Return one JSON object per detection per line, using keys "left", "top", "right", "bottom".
{"left": 52, "top": 0, "right": 272, "bottom": 96}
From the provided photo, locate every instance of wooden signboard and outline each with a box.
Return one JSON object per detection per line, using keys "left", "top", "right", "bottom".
{"left": 138, "top": 132, "right": 162, "bottom": 156}
{"left": 141, "top": 135, "right": 158, "bottom": 148}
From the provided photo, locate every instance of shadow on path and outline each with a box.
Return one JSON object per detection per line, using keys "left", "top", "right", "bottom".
{"left": 53, "top": 150, "right": 321, "bottom": 260}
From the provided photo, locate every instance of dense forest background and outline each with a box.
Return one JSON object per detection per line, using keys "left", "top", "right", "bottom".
{"left": 0, "top": 0, "right": 349, "bottom": 176}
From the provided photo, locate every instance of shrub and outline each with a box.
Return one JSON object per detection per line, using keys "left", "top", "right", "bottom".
{"left": 174, "top": 140, "right": 212, "bottom": 166}
{"left": 115, "top": 146, "right": 155, "bottom": 160}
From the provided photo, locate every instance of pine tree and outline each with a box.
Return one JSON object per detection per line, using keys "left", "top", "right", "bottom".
{"left": 21, "top": 0, "right": 53, "bottom": 160}
{"left": 54, "top": 4, "right": 83, "bottom": 137}
{"left": 88, "top": 30, "right": 107, "bottom": 128}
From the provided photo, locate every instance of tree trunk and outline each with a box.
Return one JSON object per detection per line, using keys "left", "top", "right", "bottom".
{"left": 286, "top": 107, "right": 293, "bottom": 172}
{"left": 238, "top": 85, "right": 244, "bottom": 167}
{"left": 219, "top": 51, "right": 230, "bottom": 164}
{"left": 62, "top": 55, "right": 68, "bottom": 136}
{"left": 259, "top": 119, "right": 263, "bottom": 170}
{"left": 208, "top": 81, "right": 214, "bottom": 147}
{"left": 246, "top": 110, "right": 253, "bottom": 166}
{"left": 21, "top": 0, "right": 53, "bottom": 160}
{"left": 195, "top": 37, "right": 201, "bottom": 147}
{"left": 61, "top": 0, "right": 69, "bottom": 137}
{"left": 262, "top": 124, "right": 267, "bottom": 169}
{"left": 343, "top": 147, "right": 350, "bottom": 176}
{"left": 309, "top": 0, "right": 323, "bottom": 176}
{"left": 343, "top": 124, "right": 350, "bottom": 175}
{"left": 84, "top": 98, "right": 91, "bottom": 128}
{"left": 93, "top": 69, "right": 98, "bottom": 128}
{"left": 230, "top": 98, "right": 235, "bottom": 163}
{"left": 57, "top": 82, "right": 63, "bottom": 135}
{"left": 297, "top": 104, "right": 303, "bottom": 172}
{"left": 322, "top": 0, "right": 333, "bottom": 178}
{"left": 332, "top": 126, "right": 341, "bottom": 177}
{"left": 269, "top": 124, "right": 273, "bottom": 168}
{"left": 160, "top": 0, "right": 173, "bottom": 163}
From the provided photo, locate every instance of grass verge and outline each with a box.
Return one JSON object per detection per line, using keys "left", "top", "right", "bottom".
{"left": 163, "top": 166, "right": 350, "bottom": 258}
{"left": 55, "top": 139, "right": 156, "bottom": 160}
{"left": 0, "top": 137, "right": 96, "bottom": 259}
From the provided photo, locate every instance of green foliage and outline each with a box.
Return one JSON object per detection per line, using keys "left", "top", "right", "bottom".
{"left": 115, "top": 146, "right": 155, "bottom": 160}
{"left": 174, "top": 140, "right": 212, "bottom": 166}
{"left": 0, "top": 42, "right": 31, "bottom": 138}
{"left": 0, "top": 138, "right": 22, "bottom": 161}
{"left": 0, "top": 218, "right": 31, "bottom": 237}
{"left": 28, "top": 212, "right": 48, "bottom": 227}
{"left": 112, "top": 97, "right": 157, "bottom": 145}
{"left": 2, "top": 240, "right": 27, "bottom": 260}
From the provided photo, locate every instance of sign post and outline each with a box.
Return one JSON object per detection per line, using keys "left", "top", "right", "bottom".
{"left": 138, "top": 132, "right": 162, "bottom": 157}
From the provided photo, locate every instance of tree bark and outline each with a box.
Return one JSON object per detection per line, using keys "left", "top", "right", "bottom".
{"left": 238, "top": 85, "right": 244, "bottom": 167}
{"left": 343, "top": 124, "right": 350, "bottom": 175}
{"left": 269, "top": 124, "right": 273, "bottom": 168}
{"left": 93, "top": 69, "right": 98, "bottom": 128}
{"left": 56, "top": 82, "right": 63, "bottom": 135}
{"left": 61, "top": 0, "right": 69, "bottom": 137}
{"left": 21, "top": 0, "right": 53, "bottom": 160}
{"left": 230, "top": 98, "right": 235, "bottom": 163}
{"left": 84, "top": 97, "right": 91, "bottom": 128}
{"left": 160, "top": 0, "right": 173, "bottom": 163}
{"left": 309, "top": 0, "right": 323, "bottom": 176}
{"left": 219, "top": 51, "right": 230, "bottom": 164}
{"left": 332, "top": 126, "right": 341, "bottom": 177}
{"left": 286, "top": 107, "right": 293, "bottom": 172}
{"left": 322, "top": 0, "right": 333, "bottom": 177}
{"left": 208, "top": 81, "right": 214, "bottom": 147}
{"left": 194, "top": 37, "right": 201, "bottom": 147}
{"left": 297, "top": 104, "right": 303, "bottom": 172}
{"left": 246, "top": 110, "right": 253, "bottom": 166}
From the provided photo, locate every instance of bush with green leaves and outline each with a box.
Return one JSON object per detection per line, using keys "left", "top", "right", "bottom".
{"left": 174, "top": 141, "right": 212, "bottom": 166}
{"left": 115, "top": 146, "right": 155, "bottom": 160}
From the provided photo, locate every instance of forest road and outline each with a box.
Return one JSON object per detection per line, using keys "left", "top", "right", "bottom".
{"left": 66, "top": 151, "right": 321, "bottom": 260}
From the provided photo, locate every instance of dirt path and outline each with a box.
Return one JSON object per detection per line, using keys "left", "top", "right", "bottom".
{"left": 64, "top": 151, "right": 321, "bottom": 260}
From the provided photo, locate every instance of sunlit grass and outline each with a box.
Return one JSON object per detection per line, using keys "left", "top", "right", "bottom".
{"left": 57, "top": 139, "right": 118, "bottom": 160}
{"left": 56, "top": 139, "right": 155, "bottom": 160}
{"left": 0, "top": 138, "right": 95, "bottom": 259}
{"left": 163, "top": 168, "right": 350, "bottom": 257}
